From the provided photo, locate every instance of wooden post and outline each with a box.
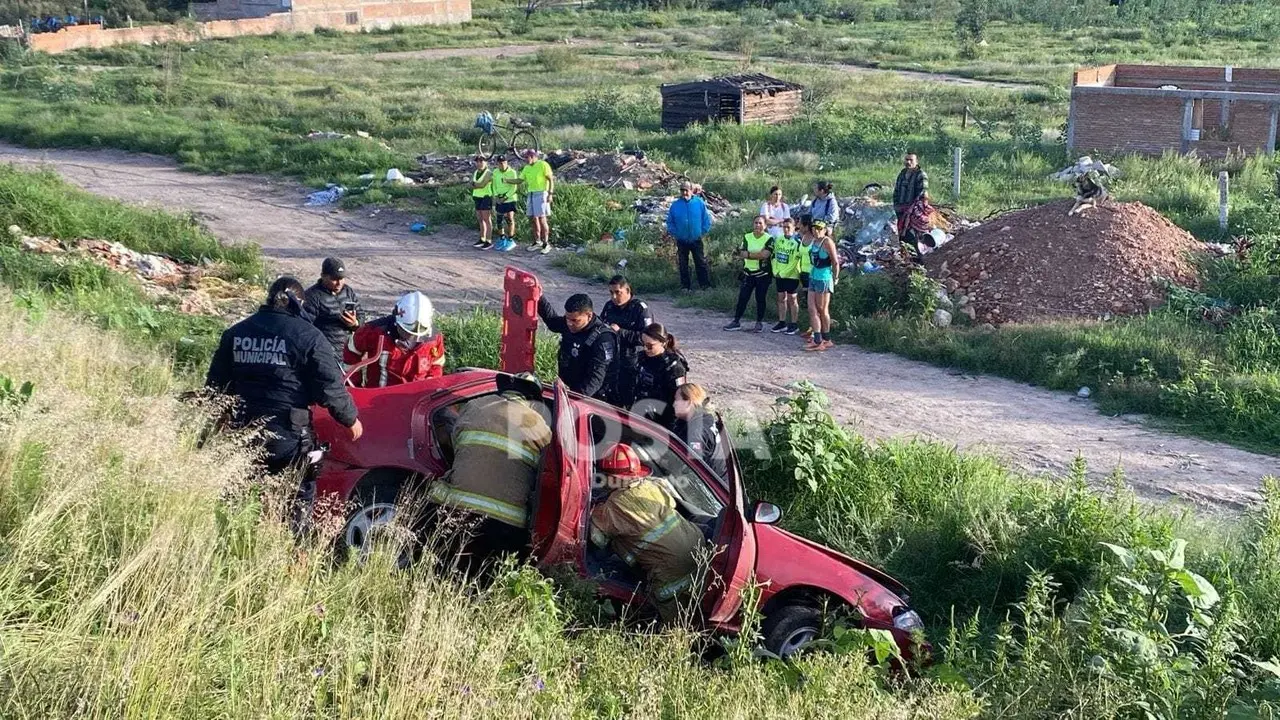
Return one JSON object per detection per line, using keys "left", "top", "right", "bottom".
{"left": 1218, "top": 171, "right": 1229, "bottom": 233}
{"left": 1181, "top": 98, "right": 1194, "bottom": 154}
{"left": 952, "top": 147, "right": 963, "bottom": 200}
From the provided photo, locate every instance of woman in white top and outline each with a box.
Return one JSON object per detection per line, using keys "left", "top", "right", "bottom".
{"left": 760, "top": 186, "right": 791, "bottom": 238}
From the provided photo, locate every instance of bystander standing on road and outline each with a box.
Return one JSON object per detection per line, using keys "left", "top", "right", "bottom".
{"left": 304, "top": 257, "right": 360, "bottom": 359}
{"left": 770, "top": 216, "right": 803, "bottom": 335}
{"left": 517, "top": 148, "right": 554, "bottom": 255}
{"left": 665, "top": 181, "right": 714, "bottom": 292}
{"left": 490, "top": 155, "right": 521, "bottom": 250}
{"left": 724, "top": 215, "right": 774, "bottom": 333}
{"left": 760, "top": 185, "right": 790, "bottom": 238}
{"left": 804, "top": 221, "right": 840, "bottom": 352}
{"left": 471, "top": 154, "right": 494, "bottom": 249}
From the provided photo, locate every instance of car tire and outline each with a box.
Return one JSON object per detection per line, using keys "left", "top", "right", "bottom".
{"left": 761, "top": 604, "right": 824, "bottom": 659}
{"left": 337, "top": 473, "right": 425, "bottom": 568}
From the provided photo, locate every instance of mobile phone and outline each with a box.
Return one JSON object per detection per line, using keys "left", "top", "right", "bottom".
{"left": 342, "top": 301, "right": 357, "bottom": 313}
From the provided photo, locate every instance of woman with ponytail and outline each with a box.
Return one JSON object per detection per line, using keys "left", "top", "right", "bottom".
{"left": 630, "top": 323, "right": 689, "bottom": 429}
{"left": 672, "top": 384, "right": 727, "bottom": 479}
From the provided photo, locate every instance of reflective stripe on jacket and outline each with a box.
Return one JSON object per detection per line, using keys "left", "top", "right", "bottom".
{"left": 589, "top": 479, "right": 703, "bottom": 606}
{"left": 436, "top": 394, "right": 551, "bottom": 527}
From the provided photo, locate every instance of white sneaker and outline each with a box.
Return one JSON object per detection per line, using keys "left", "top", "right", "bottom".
{"left": 539, "top": 242, "right": 551, "bottom": 255}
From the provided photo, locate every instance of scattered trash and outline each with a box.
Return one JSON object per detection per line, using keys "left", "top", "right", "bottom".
{"left": 304, "top": 184, "right": 346, "bottom": 206}
{"left": 410, "top": 222, "right": 427, "bottom": 233}
{"left": 1077, "top": 386, "right": 1092, "bottom": 398}
{"left": 385, "top": 168, "right": 415, "bottom": 186}
{"left": 931, "top": 308, "right": 953, "bottom": 328}
{"left": 1051, "top": 156, "right": 1120, "bottom": 182}
{"left": 357, "top": 173, "right": 376, "bottom": 182}
{"left": 306, "top": 130, "right": 350, "bottom": 141}
{"left": 616, "top": 258, "right": 628, "bottom": 270}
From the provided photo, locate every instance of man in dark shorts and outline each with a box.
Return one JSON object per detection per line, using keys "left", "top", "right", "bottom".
{"left": 490, "top": 155, "right": 520, "bottom": 250}
{"left": 770, "top": 217, "right": 803, "bottom": 335}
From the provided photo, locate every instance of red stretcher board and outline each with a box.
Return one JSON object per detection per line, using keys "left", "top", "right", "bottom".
{"left": 500, "top": 266, "right": 541, "bottom": 374}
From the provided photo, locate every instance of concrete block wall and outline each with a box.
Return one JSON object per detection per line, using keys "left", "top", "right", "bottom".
{"left": 27, "top": 0, "right": 470, "bottom": 53}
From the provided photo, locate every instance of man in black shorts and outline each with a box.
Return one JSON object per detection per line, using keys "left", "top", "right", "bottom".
{"left": 490, "top": 155, "right": 521, "bottom": 250}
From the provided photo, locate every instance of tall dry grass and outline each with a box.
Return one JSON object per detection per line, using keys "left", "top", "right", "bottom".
{"left": 0, "top": 297, "right": 976, "bottom": 718}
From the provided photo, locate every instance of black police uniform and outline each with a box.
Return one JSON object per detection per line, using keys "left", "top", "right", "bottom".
{"left": 630, "top": 350, "right": 688, "bottom": 429}
{"left": 206, "top": 305, "right": 358, "bottom": 472}
{"left": 673, "top": 408, "right": 728, "bottom": 480}
{"left": 305, "top": 282, "right": 361, "bottom": 357}
{"left": 537, "top": 297, "right": 619, "bottom": 402}
{"left": 600, "top": 297, "right": 654, "bottom": 406}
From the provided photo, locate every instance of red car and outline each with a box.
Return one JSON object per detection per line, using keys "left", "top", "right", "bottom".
{"left": 312, "top": 369, "right": 925, "bottom": 659}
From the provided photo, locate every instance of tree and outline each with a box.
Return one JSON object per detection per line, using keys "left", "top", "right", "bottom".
{"left": 955, "top": 0, "right": 989, "bottom": 45}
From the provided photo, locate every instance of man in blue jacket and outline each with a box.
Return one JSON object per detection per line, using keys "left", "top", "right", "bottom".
{"left": 665, "top": 181, "right": 714, "bottom": 291}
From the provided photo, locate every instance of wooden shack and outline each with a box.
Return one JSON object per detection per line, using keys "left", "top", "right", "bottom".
{"left": 659, "top": 74, "right": 804, "bottom": 132}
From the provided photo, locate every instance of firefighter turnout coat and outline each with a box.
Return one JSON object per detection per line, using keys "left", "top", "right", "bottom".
{"left": 343, "top": 315, "right": 446, "bottom": 388}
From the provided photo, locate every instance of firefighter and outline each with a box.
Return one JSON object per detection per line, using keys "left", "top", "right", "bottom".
{"left": 206, "top": 276, "right": 362, "bottom": 474}
{"left": 590, "top": 443, "right": 705, "bottom": 622}
{"left": 344, "top": 291, "right": 447, "bottom": 388}
{"left": 537, "top": 293, "right": 619, "bottom": 403}
{"left": 428, "top": 386, "right": 552, "bottom": 569}
{"left": 600, "top": 275, "right": 654, "bottom": 406}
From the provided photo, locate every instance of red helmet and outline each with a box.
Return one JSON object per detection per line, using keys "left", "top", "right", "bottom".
{"left": 598, "top": 443, "right": 651, "bottom": 479}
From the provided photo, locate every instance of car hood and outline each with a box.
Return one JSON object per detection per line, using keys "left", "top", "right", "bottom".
{"left": 754, "top": 523, "right": 910, "bottom": 600}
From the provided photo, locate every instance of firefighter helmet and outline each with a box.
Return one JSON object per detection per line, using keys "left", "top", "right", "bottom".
{"left": 393, "top": 291, "right": 435, "bottom": 339}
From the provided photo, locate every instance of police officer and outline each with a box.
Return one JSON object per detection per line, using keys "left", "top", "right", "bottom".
{"left": 600, "top": 275, "right": 654, "bottom": 406}
{"left": 304, "top": 257, "right": 361, "bottom": 358}
{"left": 537, "top": 293, "right": 618, "bottom": 402}
{"left": 207, "top": 276, "right": 363, "bottom": 474}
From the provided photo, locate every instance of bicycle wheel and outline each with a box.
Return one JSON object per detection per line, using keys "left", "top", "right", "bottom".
{"left": 510, "top": 130, "right": 539, "bottom": 159}
{"left": 477, "top": 133, "right": 497, "bottom": 159}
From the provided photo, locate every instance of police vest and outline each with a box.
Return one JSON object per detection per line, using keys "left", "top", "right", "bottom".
{"left": 741, "top": 232, "right": 770, "bottom": 273}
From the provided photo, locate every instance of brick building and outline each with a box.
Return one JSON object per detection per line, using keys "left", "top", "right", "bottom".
{"left": 1069, "top": 64, "right": 1280, "bottom": 158}
{"left": 26, "top": 0, "right": 469, "bottom": 53}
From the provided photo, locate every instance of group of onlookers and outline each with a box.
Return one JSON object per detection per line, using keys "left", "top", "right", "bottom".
{"left": 469, "top": 149, "right": 555, "bottom": 253}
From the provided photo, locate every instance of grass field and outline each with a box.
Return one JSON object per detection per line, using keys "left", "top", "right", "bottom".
{"left": 2, "top": 200, "right": 1279, "bottom": 717}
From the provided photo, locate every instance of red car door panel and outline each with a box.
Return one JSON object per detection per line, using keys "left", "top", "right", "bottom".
{"left": 701, "top": 416, "right": 756, "bottom": 625}
{"left": 532, "top": 380, "right": 585, "bottom": 566}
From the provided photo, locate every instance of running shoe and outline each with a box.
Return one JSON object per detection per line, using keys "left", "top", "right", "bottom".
{"left": 785, "top": 323, "right": 800, "bottom": 335}
{"left": 818, "top": 340, "right": 835, "bottom": 351}
{"left": 770, "top": 321, "right": 788, "bottom": 333}
{"left": 749, "top": 322, "right": 764, "bottom": 333}
{"left": 722, "top": 320, "right": 741, "bottom": 331}
{"left": 803, "top": 340, "right": 822, "bottom": 351}
{"left": 540, "top": 242, "right": 551, "bottom": 255}
{"left": 496, "top": 239, "right": 516, "bottom": 252}
{"left": 528, "top": 241, "right": 543, "bottom": 253}
{"left": 473, "top": 238, "right": 489, "bottom": 248}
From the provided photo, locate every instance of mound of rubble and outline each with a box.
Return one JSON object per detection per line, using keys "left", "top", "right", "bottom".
{"left": 11, "top": 227, "right": 262, "bottom": 322}
{"left": 924, "top": 200, "right": 1206, "bottom": 325}
{"left": 413, "top": 150, "right": 736, "bottom": 226}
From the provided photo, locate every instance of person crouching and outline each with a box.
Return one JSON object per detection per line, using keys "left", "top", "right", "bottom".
{"left": 344, "top": 291, "right": 447, "bottom": 387}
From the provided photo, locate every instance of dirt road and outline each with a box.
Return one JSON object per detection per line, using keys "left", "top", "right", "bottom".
{"left": 3, "top": 144, "right": 1274, "bottom": 511}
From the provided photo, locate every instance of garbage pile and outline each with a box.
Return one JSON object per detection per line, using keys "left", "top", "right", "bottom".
{"left": 10, "top": 225, "right": 262, "bottom": 322}
{"left": 1050, "top": 155, "right": 1119, "bottom": 182}
{"left": 923, "top": 200, "right": 1205, "bottom": 325}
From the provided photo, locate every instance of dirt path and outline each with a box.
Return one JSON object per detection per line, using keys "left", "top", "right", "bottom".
{"left": 3, "top": 144, "right": 1275, "bottom": 512}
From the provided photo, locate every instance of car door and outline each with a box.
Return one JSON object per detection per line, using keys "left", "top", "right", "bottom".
{"left": 531, "top": 379, "right": 586, "bottom": 566}
{"left": 701, "top": 416, "right": 758, "bottom": 625}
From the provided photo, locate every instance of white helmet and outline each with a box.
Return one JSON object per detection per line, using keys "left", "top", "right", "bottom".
{"left": 393, "top": 291, "right": 435, "bottom": 339}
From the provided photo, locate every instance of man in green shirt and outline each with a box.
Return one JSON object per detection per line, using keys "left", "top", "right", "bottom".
{"left": 516, "top": 148, "right": 555, "bottom": 255}
{"left": 490, "top": 155, "right": 521, "bottom": 250}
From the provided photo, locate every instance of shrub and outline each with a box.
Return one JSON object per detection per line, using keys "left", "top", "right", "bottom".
{"left": 535, "top": 46, "right": 579, "bottom": 72}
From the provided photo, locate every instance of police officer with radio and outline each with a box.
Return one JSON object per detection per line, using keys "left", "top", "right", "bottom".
{"left": 207, "top": 276, "right": 363, "bottom": 474}
{"left": 537, "top": 293, "right": 619, "bottom": 403}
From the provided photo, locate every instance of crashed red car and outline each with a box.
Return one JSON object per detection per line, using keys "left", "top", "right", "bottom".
{"left": 312, "top": 369, "right": 925, "bottom": 659}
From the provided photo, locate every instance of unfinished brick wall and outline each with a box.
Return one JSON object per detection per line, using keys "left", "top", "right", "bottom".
{"left": 27, "top": 0, "right": 469, "bottom": 53}
{"left": 1071, "top": 92, "right": 1186, "bottom": 156}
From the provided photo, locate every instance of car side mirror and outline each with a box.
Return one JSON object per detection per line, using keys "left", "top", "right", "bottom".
{"left": 750, "top": 501, "right": 782, "bottom": 525}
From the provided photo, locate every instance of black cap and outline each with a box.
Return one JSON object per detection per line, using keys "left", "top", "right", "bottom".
{"left": 321, "top": 257, "right": 346, "bottom": 279}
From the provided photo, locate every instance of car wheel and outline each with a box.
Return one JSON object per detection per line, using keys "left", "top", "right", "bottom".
{"left": 761, "top": 605, "right": 824, "bottom": 659}
{"left": 339, "top": 478, "right": 421, "bottom": 568}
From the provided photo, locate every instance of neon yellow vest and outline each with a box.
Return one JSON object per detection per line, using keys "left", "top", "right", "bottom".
{"left": 742, "top": 232, "right": 770, "bottom": 273}
{"left": 472, "top": 168, "right": 493, "bottom": 198}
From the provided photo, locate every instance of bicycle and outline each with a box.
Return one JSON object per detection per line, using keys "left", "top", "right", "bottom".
{"left": 474, "top": 112, "right": 540, "bottom": 160}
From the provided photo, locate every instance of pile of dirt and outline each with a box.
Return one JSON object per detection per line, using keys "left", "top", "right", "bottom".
{"left": 413, "top": 150, "right": 735, "bottom": 223}
{"left": 11, "top": 226, "right": 262, "bottom": 322}
{"left": 924, "top": 200, "right": 1206, "bottom": 325}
